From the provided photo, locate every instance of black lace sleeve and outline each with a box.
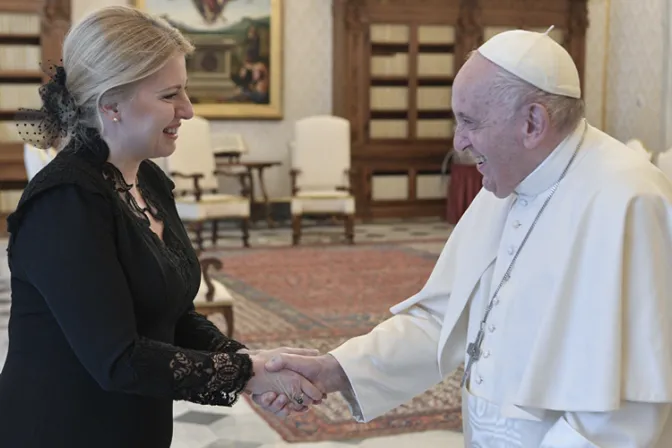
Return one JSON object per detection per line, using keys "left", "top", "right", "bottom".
{"left": 175, "top": 305, "right": 246, "bottom": 353}
{"left": 128, "top": 336, "right": 252, "bottom": 405}
{"left": 9, "top": 184, "right": 254, "bottom": 406}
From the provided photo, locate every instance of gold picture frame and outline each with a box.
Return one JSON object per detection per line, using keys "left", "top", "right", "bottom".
{"left": 133, "top": 0, "right": 283, "bottom": 120}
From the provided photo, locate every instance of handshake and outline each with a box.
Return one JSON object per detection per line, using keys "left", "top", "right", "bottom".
{"left": 241, "top": 347, "right": 348, "bottom": 418}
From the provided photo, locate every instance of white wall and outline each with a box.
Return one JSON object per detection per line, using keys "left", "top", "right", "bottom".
{"left": 584, "top": 0, "right": 668, "bottom": 154}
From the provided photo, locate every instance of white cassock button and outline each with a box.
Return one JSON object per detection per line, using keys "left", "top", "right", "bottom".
{"left": 513, "top": 220, "right": 521, "bottom": 228}
{"left": 493, "top": 298, "right": 500, "bottom": 305}
{"left": 519, "top": 199, "right": 528, "bottom": 206}
{"left": 488, "top": 325, "right": 496, "bottom": 333}
{"left": 476, "top": 376, "right": 484, "bottom": 384}
{"left": 483, "top": 350, "right": 491, "bottom": 358}
{"left": 507, "top": 246, "right": 515, "bottom": 255}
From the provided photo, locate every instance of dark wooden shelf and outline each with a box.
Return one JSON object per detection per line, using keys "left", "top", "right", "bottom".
{"left": 370, "top": 76, "right": 409, "bottom": 87}
{"left": 418, "top": 76, "right": 453, "bottom": 86}
{"left": 370, "top": 110, "right": 408, "bottom": 120}
{"left": 369, "top": 110, "right": 453, "bottom": 120}
{"left": 371, "top": 43, "right": 409, "bottom": 55}
{"left": 418, "top": 43, "right": 455, "bottom": 53}
{"left": 0, "top": 33, "right": 40, "bottom": 45}
{"left": 370, "top": 76, "right": 453, "bottom": 87}
{"left": 418, "top": 110, "right": 453, "bottom": 119}
{"left": 0, "top": 110, "right": 20, "bottom": 120}
{"left": 0, "top": 70, "right": 42, "bottom": 82}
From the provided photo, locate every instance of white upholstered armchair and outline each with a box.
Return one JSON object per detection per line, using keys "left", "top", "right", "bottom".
{"left": 289, "top": 115, "right": 355, "bottom": 245}
{"left": 165, "top": 116, "right": 252, "bottom": 250}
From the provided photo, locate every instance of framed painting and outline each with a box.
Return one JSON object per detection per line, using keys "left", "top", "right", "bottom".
{"left": 133, "top": 0, "right": 283, "bottom": 119}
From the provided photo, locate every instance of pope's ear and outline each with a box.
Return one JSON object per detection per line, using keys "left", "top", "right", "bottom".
{"left": 521, "top": 103, "right": 550, "bottom": 148}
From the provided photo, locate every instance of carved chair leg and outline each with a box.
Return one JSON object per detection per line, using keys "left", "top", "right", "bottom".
{"left": 222, "top": 305, "right": 234, "bottom": 338}
{"left": 345, "top": 214, "right": 355, "bottom": 244}
{"left": 292, "top": 215, "right": 302, "bottom": 246}
{"left": 212, "top": 219, "right": 219, "bottom": 246}
{"left": 241, "top": 217, "right": 250, "bottom": 248}
{"left": 192, "top": 221, "right": 204, "bottom": 251}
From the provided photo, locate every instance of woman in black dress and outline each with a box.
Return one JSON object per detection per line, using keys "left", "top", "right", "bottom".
{"left": 0, "top": 6, "right": 322, "bottom": 447}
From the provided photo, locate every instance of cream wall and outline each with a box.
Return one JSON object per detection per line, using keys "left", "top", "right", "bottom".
{"left": 585, "top": 0, "right": 669, "bottom": 154}
{"left": 74, "top": 0, "right": 332, "bottom": 199}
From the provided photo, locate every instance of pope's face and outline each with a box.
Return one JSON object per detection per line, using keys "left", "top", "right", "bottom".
{"left": 451, "top": 54, "right": 528, "bottom": 198}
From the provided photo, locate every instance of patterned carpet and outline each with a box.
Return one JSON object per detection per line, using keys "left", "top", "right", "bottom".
{"left": 206, "top": 243, "right": 464, "bottom": 443}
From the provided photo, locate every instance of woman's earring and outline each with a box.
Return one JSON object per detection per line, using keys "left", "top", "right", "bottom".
{"left": 112, "top": 117, "right": 119, "bottom": 122}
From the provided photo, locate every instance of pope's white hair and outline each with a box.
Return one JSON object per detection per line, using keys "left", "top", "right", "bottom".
{"left": 467, "top": 51, "right": 585, "bottom": 133}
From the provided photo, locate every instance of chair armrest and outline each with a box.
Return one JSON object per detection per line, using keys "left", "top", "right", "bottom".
{"left": 199, "top": 257, "right": 223, "bottom": 302}
{"left": 170, "top": 171, "right": 205, "bottom": 201}
{"left": 336, "top": 168, "right": 357, "bottom": 194}
{"left": 290, "top": 168, "right": 301, "bottom": 195}
{"left": 213, "top": 169, "right": 252, "bottom": 198}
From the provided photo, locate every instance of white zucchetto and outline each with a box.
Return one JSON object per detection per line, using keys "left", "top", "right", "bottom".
{"left": 477, "top": 26, "right": 581, "bottom": 99}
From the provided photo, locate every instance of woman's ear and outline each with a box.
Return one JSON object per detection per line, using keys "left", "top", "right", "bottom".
{"left": 99, "top": 102, "right": 120, "bottom": 122}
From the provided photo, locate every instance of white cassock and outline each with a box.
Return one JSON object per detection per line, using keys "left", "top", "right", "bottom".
{"left": 329, "top": 119, "right": 672, "bottom": 447}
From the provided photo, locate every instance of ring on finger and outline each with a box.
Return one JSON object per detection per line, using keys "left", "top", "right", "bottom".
{"left": 294, "top": 393, "right": 304, "bottom": 405}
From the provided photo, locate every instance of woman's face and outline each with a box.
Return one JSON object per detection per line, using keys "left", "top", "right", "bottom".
{"left": 108, "top": 53, "right": 194, "bottom": 161}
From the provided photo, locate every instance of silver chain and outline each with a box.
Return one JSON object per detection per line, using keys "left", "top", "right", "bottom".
{"left": 461, "top": 121, "right": 588, "bottom": 387}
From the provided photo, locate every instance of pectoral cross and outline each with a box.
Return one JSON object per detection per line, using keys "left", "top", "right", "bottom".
{"left": 461, "top": 327, "right": 485, "bottom": 387}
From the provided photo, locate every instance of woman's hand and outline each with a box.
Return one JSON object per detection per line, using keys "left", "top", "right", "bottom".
{"left": 244, "top": 354, "right": 324, "bottom": 410}
{"left": 237, "top": 346, "right": 320, "bottom": 360}
{"left": 239, "top": 346, "right": 323, "bottom": 411}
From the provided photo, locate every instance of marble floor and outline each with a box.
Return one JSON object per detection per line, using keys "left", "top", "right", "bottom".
{"left": 0, "top": 220, "right": 466, "bottom": 447}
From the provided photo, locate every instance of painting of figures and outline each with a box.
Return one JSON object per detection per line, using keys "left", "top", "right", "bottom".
{"left": 134, "top": 0, "right": 283, "bottom": 119}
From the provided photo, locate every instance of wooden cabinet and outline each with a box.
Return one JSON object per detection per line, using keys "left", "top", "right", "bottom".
{"left": 0, "top": 0, "right": 70, "bottom": 232}
{"left": 333, "top": 0, "right": 588, "bottom": 220}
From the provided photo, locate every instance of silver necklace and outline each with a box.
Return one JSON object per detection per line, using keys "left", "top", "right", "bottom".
{"left": 461, "top": 122, "right": 588, "bottom": 388}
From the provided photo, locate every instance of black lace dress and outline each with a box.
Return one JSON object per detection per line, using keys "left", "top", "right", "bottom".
{"left": 0, "top": 134, "right": 254, "bottom": 448}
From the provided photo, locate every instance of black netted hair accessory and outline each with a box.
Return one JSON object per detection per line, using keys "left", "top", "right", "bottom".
{"left": 14, "top": 59, "right": 81, "bottom": 150}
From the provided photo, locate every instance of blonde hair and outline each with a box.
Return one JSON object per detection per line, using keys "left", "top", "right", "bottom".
{"left": 59, "top": 5, "right": 194, "bottom": 147}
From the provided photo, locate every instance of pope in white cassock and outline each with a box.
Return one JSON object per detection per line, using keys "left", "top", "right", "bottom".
{"left": 253, "top": 28, "right": 672, "bottom": 447}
